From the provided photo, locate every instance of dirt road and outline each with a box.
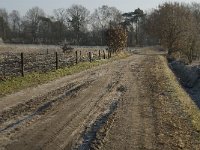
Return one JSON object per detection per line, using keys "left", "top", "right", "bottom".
{"left": 0, "top": 49, "right": 199, "bottom": 150}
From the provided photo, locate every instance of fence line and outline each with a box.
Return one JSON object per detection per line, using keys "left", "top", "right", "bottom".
{"left": 0, "top": 50, "right": 109, "bottom": 80}
{"left": 21, "top": 52, "right": 24, "bottom": 77}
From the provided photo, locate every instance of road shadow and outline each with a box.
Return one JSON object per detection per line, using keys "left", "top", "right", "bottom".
{"left": 185, "top": 82, "right": 200, "bottom": 109}
{"left": 169, "top": 61, "right": 200, "bottom": 109}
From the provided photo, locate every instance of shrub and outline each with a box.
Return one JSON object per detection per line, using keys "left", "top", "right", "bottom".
{"left": 106, "top": 26, "right": 128, "bottom": 53}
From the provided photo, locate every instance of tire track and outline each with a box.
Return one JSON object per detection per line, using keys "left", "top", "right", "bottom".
{"left": 2, "top": 61, "right": 126, "bottom": 150}
{"left": 0, "top": 79, "right": 94, "bottom": 133}
{"left": 42, "top": 62, "right": 125, "bottom": 149}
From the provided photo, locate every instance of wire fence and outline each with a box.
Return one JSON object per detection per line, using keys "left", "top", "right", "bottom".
{"left": 0, "top": 49, "right": 111, "bottom": 81}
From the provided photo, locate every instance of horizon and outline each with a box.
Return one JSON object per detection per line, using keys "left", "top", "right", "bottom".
{"left": 0, "top": 0, "right": 198, "bottom": 15}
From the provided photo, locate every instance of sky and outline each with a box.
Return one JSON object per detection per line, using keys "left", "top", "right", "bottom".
{"left": 0, "top": 0, "right": 199, "bottom": 15}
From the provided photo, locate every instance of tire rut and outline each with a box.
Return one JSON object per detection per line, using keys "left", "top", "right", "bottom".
{"left": 2, "top": 61, "right": 126, "bottom": 150}
{"left": 0, "top": 66, "right": 110, "bottom": 126}
{"left": 97, "top": 55, "right": 157, "bottom": 150}
{"left": 43, "top": 62, "right": 125, "bottom": 150}
{"left": 0, "top": 79, "right": 95, "bottom": 133}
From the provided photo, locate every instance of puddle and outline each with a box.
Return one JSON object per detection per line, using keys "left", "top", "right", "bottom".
{"left": 74, "top": 100, "right": 118, "bottom": 150}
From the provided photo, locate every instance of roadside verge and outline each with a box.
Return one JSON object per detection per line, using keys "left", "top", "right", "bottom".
{"left": 143, "top": 55, "right": 200, "bottom": 149}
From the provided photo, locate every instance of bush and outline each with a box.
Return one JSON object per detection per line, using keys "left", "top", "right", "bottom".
{"left": 106, "top": 26, "right": 128, "bottom": 53}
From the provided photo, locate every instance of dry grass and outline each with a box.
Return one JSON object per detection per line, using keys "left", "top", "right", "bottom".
{"left": 143, "top": 54, "right": 200, "bottom": 148}
{"left": 159, "top": 56, "right": 200, "bottom": 131}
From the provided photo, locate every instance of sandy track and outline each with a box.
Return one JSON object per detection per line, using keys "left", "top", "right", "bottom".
{"left": 98, "top": 57, "right": 157, "bottom": 150}
{"left": 0, "top": 56, "right": 139, "bottom": 149}
{"left": 0, "top": 49, "right": 199, "bottom": 150}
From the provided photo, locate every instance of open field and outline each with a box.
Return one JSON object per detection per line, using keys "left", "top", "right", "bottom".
{"left": 0, "top": 44, "right": 109, "bottom": 80}
{"left": 0, "top": 44, "right": 106, "bottom": 54}
{"left": 0, "top": 44, "right": 61, "bottom": 54}
{"left": 0, "top": 48, "right": 199, "bottom": 149}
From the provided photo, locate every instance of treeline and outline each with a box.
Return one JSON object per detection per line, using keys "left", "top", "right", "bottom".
{"left": 0, "top": 5, "right": 145, "bottom": 46}
{"left": 145, "top": 2, "right": 200, "bottom": 63}
{"left": 1, "top": 2, "right": 200, "bottom": 63}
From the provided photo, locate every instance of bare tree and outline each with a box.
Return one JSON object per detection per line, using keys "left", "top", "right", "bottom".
{"left": 146, "top": 2, "right": 197, "bottom": 63}
{"left": 53, "top": 8, "right": 67, "bottom": 23}
{"left": 53, "top": 8, "right": 68, "bottom": 41}
{"left": 190, "top": 3, "right": 200, "bottom": 59}
{"left": 91, "top": 5, "right": 122, "bottom": 45}
{"left": 37, "top": 16, "right": 52, "bottom": 43}
{"left": 9, "top": 10, "right": 21, "bottom": 38}
{"left": 24, "top": 7, "right": 45, "bottom": 43}
{"left": 67, "top": 4, "right": 90, "bottom": 45}
{"left": 0, "top": 8, "right": 10, "bottom": 40}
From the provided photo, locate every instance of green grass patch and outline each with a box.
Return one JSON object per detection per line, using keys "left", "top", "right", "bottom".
{"left": 0, "top": 52, "right": 129, "bottom": 97}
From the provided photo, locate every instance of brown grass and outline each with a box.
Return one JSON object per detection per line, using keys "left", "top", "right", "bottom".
{"left": 158, "top": 56, "right": 200, "bottom": 131}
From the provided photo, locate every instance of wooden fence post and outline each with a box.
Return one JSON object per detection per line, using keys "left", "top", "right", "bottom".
{"left": 55, "top": 52, "right": 58, "bottom": 70}
{"left": 75, "top": 51, "right": 78, "bottom": 64}
{"left": 89, "top": 52, "right": 92, "bottom": 62}
{"left": 80, "top": 51, "right": 82, "bottom": 61}
{"left": 99, "top": 50, "right": 101, "bottom": 59}
{"left": 3, "top": 62, "right": 5, "bottom": 77}
{"left": 103, "top": 50, "right": 106, "bottom": 59}
{"left": 21, "top": 52, "right": 24, "bottom": 77}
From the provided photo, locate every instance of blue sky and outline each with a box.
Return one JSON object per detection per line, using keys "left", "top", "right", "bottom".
{"left": 0, "top": 0, "right": 199, "bottom": 15}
